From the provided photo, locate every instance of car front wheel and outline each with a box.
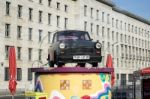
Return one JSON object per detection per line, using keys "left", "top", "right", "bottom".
{"left": 49, "top": 61, "right": 54, "bottom": 67}
{"left": 77, "top": 63, "right": 85, "bottom": 67}
{"left": 92, "top": 62, "right": 98, "bottom": 67}
{"left": 57, "top": 62, "right": 65, "bottom": 67}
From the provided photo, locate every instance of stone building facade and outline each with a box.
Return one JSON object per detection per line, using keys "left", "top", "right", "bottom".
{"left": 0, "top": 0, "right": 149, "bottom": 92}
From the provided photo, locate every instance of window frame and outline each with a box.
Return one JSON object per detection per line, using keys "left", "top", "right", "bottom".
{"left": 17, "top": 25, "right": 22, "bottom": 39}
{"left": 29, "top": 8, "right": 33, "bottom": 21}
{"left": 5, "top": 23, "right": 10, "bottom": 37}
{"left": 6, "top": 1, "right": 10, "bottom": 15}
{"left": 5, "top": 67, "right": 9, "bottom": 81}
{"left": 18, "top": 5, "right": 22, "bottom": 18}
{"left": 28, "top": 48, "right": 32, "bottom": 61}
{"left": 17, "top": 47, "right": 21, "bottom": 60}
{"left": 17, "top": 68, "right": 22, "bottom": 81}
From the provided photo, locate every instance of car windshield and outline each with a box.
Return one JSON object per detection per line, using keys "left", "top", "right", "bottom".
{"left": 57, "top": 31, "right": 90, "bottom": 41}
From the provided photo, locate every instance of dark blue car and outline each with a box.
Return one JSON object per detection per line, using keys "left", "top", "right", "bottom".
{"left": 47, "top": 30, "right": 102, "bottom": 67}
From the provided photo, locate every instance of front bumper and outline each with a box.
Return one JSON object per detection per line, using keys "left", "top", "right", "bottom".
{"left": 57, "top": 54, "right": 102, "bottom": 63}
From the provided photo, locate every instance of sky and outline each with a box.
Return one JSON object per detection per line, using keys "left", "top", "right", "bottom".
{"left": 112, "top": 0, "right": 150, "bottom": 20}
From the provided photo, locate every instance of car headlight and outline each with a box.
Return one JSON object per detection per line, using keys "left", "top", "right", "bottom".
{"left": 95, "top": 42, "right": 101, "bottom": 49}
{"left": 59, "top": 43, "right": 65, "bottom": 49}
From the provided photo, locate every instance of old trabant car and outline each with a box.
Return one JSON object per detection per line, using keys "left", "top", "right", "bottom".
{"left": 47, "top": 30, "right": 102, "bottom": 67}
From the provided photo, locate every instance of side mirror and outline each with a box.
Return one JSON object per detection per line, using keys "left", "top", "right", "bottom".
{"left": 96, "top": 40, "right": 100, "bottom": 43}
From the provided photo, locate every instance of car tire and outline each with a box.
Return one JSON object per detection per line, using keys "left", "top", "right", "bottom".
{"left": 49, "top": 61, "right": 54, "bottom": 67}
{"left": 92, "top": 62, "right": 98, "bottom": 67}
{"left": 57, "top": 62, "right": 65, "bottom": 67}
{"left": 78, "top": 63, "right": 85, "bottom": 67}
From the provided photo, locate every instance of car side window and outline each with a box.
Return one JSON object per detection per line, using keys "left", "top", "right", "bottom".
{"left": 84, "top": 33, "right": 90, "bottom": 40}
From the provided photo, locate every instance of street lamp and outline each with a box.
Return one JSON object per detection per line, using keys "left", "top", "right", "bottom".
{"left": 35, "top": 30, "right": 58, "bottom": 67}
{"left": 31, "top": 60, "right": 43, "bottom": 68}
{"left": 39, "top": 30, "right": 58, "bottom": 49}
{"left": 104, "top": 42, "right": 118, "bottom": 54}
{"left": 101, "top": 41, "right": 118, "bottom": 66}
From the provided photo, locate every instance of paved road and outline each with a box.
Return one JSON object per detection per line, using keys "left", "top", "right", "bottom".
{"left": 0, "top": 95, "right": 25, "bottom": 99}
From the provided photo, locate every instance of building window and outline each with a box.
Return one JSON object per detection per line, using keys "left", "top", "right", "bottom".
{"left": 57, "top": 15, "right": 60, "bottom": 27}
{"left": 64, "top": 5, "right": 68, "bottom": 12}
{"left": 116, "top": 32, "right": 119, "bottom": 42}
{"left": 29, "top": 8, "right": 33, "bottom": 21}
{"left": 107, "top": 42, "right": 110, "bottom": 52}
{"left": 132, "top": 37, "right": 134, "bottom": 45}
{"left": 112, "top": 31, "right": 114, "bottom": 41}
{"left": 112, "top": 18, "right": 114, "bottom": 27}
{"left": 116, "top": 19, "right": 118, "bottom": 29}
{"left": 125, "top": 23, "right": 126, "bottom": 31}
{"left": 90, "top": 8, "right": 93, "bottom": 18}
{"left": 39, "top": 11, "right": 42, "bottom": 23}
{"left": 120, "top": 34, "right": 123, "bottom": 43}
{"left": 39, "top": 30, "right": 42, "bottom": 42}
{"left": 17, "top": 26, "right": 22, "bottom": 39}
{"left": 120, "top": 21, "right": 122, "bottom": 29}
{"left": 128, "top": 36, "right": 130, "bottom": 44}
{"left": 84, "top": 5, "right": 87, "bottom": 16}
{"left": 124, "top": 35, "right": 127, "bottom": 43}
{"left": 18, "top": 5, "right": 22, "bottom": 18}
{"left": 5, "top": 45, "right": 9, "bottom": 59}
{"left": 96, "top": 25, "right": 99, "bottom": 35}
{"left": 48, "top": 0, "right": 51, "bottom": 7}
{"left": 57, "top": 2, "right": 60, "bottom": 10}
{"left": 39, "top": 0, "right": 42, "bottom": 4}
{"left": 38, "top": 49, "right": 42, "bottom": 61}
{"left": 5, "top": 67, "right": 9, "bottom": 81}
{"left": 28, "top": 0, "right": 33, "bottom": 2}
{"left": 17, "top": 47, "right": 21, "bottom": 60}
{"left": 17, "top": 68, "right": 22, "bottom": 81}
{"left": 117, "top": 74, "right": 119, "bottom": 79}
{"left": 107, "top": 14, "right": 110, "bottom": 24}
{"left": 107, "top": 28, "right": 110, "bottom": 39}
{"left": 6, "top": 1, "right": 10, "bottom": 15}
{"left": 131, "top": 25, "right": 134, "bottom": 33}
{"left": 102, "top": 26, "right": 104, "bottom": 37}
{"left": 28, "top": 68, "right": 32, "bottom": 81}
{"left": 138, "top": 28, "right": 141, "bottom": 35}
{"left": 5, "top": 23, "right": 10, "bottom": 37}
{"left": 64, "top": 18, "right": 68, "bottom": 29}
{"left": 121, "top": 74, "right": 126, "bottom": 85}
{"left": 128, "top": 24, "right": 130, "bottom": 32}
{"left": 48, "top": 13, "right": 51, "bottom": 25}
{"left": 102, "top": 12, "right": 104, "bottom": 22}
{"left": 28, "top": 28, "right": 32, "bottom": 40}
{"left": 112, "top": 44, "right": 114, "bottom": 56}
{"left": 135, "top": 27, "right": 137, "bottom": 34}
{"left": 28, "top": 48, "right": 32, "bottom": 61}
{"left": 48, "top": 32, "right": 51, "bottom": 43}
{"left": 96, "top": 10, "right": 99, "bottom": 20}
{"left": 90, "top": 23, "right": 93, "bottom": 33}
{"left": 84, "top": 21, "right": 87, "bottom": 31}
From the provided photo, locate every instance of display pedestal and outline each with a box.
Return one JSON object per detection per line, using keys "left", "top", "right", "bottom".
{"left": 31, "top": 67, "right": 113, "bottom": 99}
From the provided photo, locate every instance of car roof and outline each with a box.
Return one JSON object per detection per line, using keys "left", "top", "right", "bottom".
{"left": 56, "top": 30, "right": 88, "bottom": 34}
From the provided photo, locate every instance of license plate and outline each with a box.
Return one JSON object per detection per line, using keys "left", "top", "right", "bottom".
{"left": 73, "top": 55, "right": 90, "bottom": 60}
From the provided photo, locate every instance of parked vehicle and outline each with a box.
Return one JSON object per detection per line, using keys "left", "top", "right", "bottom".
{"left": 47, "top": 30, "right": 102, "bottom": 67}
{"left": 133, "top": 67, "right": 150, "bottom": 99}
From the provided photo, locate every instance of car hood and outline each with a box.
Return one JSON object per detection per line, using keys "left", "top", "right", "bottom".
{"left": 62, "top": 40, "right": 94, "bottom": 48}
